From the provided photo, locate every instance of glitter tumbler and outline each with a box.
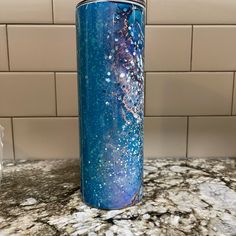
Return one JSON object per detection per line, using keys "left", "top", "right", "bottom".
{"left": 76, "top": 0, "right": 145, "bottom": 209}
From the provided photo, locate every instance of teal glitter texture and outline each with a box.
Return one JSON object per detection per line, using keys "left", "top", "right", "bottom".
{"left": 76, "top": 0, "right": 145, "bottom": 209}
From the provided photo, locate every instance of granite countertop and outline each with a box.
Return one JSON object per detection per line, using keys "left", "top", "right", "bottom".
{"left": 0, "top": 158, "right": 236, "bottom": 236}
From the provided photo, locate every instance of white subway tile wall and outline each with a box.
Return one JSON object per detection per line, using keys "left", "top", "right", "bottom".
{"left": 0, "top": 0, "right": 235, "bottom": 159}
{"left": 0, "top": 118, "right": 14, "bottom": 160}
{"left": 147, "top": 0, "right": 236, "bottom": 24}
{"left": 144, "top": 117, "right": 187, "bottom": 158}
{"left": 0, "top": 73, "right": 56, "bottom": 116}
{"left": 8, "top": 25, "right": 76, "bottom": 71}
{"left": 145, "top": 72, "right": 234, "bottom": 116}
{"left": 0, "top": 0, "right": 53, "bottom": 23}
{"left": 53, "top": 0, "right": 83, "bottom": 24}
{"left": 0, "top": 25, "right": 8, "bottom": 71}
{"left": 188, "top": 117, "right": 236, "bottom": 157}
{"left": 13, "top": 118, "right": 79, "bottom": 160}
{"left": 56, "top": 73, "right": 78, "bottom": 116}
{"left": 233, "top": 79, "right": 236, "bottom": 115}
{"left": 192, "top": 26, "right": 236, "bottom": 71}
{"left": 145, "top": 26, "right": 192, "bottom": 71}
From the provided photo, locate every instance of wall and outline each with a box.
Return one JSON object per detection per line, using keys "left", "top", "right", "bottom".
{"left": 0, "top": 0, "right": 236, "bottom": 160}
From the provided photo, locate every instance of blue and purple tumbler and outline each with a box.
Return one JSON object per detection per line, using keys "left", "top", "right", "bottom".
{"left": 76, "top": 0, "right": 145, "bottom": 209}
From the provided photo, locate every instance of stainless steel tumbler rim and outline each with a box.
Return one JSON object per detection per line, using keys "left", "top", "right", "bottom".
{"left": 76, "top": 0, "right": 145, "bottom": 8}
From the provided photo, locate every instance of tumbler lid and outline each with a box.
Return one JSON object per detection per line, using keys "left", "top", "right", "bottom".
{"left": 76, "top": 0, "right": 145, "bottom": 8}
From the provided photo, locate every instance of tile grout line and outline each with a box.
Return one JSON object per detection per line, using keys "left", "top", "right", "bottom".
{"left": 54, "top": 72, "right": 58, "bottom": 116}
{"left": 1, "top": 70, "right": 236, "bottom": 73}
{"left": 146, "top": 23, "right": 236, "bottom": 26}
{"left": 144, "top": 72, "right": 146, "bottom": 116}
{"left": 5, "top": 25, "right": 11, "bottom": 71}
{"left": 3, "top": 23, "right": 236, "bottom": 26}
{"left": 144, "top": 114, "right": 236, "bottom": 117}
{"left": 2, "top": 23, "right": 75, "bottom": 26}
{"left": 0, "top": 115, "right": 235, "bottom": 119}
{"left": 10, "top": 117, "right": 16, "bottom": 163}
{"left": 190, "top": 25, "right": 194, "bottom": 71}
{"left": 144, "top": 2, "right": 147, "bottom": 115}
{"left": 231, "top": 72, "right": 235, "bottom": 115}
{"left": 138, "top": 70, "right": 236, "bottom": 73}
{"left": 0, "top": 116, "right": 80, "bottom": 119}
{"left": 0, "top": 71, "right": 78, "bottom": 73}
{"left": 186, "top": 116, "right": 189, "bottom": 159}
{"left": 51, "top": 0, "right": 55, "bottom": 24}
{"left": 0, "top": 71, "right": 77, "bottom": 74}
{"left": 145, "top": 1, "right": 147, "bottom": 25}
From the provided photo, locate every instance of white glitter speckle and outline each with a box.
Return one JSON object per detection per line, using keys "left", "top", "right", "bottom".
{"left": 120, "top": 73, "right": 125, "bottom": 78}
{"left": 107, "top": 72, "right": 111, "bottom": 76}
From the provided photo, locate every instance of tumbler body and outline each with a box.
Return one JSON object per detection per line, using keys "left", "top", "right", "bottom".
{"left": 76, "top": 0, "right": 145, "bottom": 209}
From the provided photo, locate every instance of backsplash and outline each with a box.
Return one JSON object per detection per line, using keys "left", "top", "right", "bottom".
{"left": 0, "top": 0, "right": 235, "bottom": 160}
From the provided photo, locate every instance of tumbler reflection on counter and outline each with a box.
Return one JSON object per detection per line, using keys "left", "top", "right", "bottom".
{"left": 76, "top": 0, "right": 145, "bottom": 209}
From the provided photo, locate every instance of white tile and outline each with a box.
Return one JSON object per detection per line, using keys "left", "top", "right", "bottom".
{"left": 0, "top": 73, "right": 56, "bottom": 116}
{"left": 147, "top": 0, "right": 236, "bottom": 24}
{"left": 146, "top": 72, "right": 234, "bottom": 116}
{"left": 0, "top": 0, "right": 52, "bottom": 23}
{"left": 145, "top": 26, "right": 192, "bottom": 71}
{"left": 13, "top": 118, "right": 79, "bottom": 160}
{"left": 0, "top": 25, "right": 8, "bottom": 71}
{"left": 53, "top": 0, "right": 83, "bottom": 24}
{"left": 188, "top": 117, "right": 236, "bottom": 157}
{"left": 144, "top": 117, "right": 187, "bottom": 158}
{"left": 233, "top": 76, "right": 236, "bottom": 115}
{"left": 56, "top": 73, "right": 78, "bottom": 116}
{"left": 192, "top": 26, "right": 236, "bottom": 71}
{"left": 0, "top": 118, "right": 14, "bottom": 160}
{"left": 8, "top": 25, "right": 76, "bottom": 71}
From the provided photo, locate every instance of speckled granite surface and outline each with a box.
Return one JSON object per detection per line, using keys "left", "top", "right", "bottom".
{"left": 0, "top": 158, "right": 236, "bottom": 236}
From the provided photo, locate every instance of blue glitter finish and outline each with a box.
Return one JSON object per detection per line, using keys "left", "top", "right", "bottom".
{"left": 76, "top": 0, "right": 145, "bottom": 209}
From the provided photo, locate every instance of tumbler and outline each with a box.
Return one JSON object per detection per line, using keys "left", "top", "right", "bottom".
{"left": 76, "top": 0, "right": 145, "bottom": 209}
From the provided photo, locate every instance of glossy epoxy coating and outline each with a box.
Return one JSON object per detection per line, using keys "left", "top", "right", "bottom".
{"left": 76, "top": 0, "right": 145, "bottom": 209}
